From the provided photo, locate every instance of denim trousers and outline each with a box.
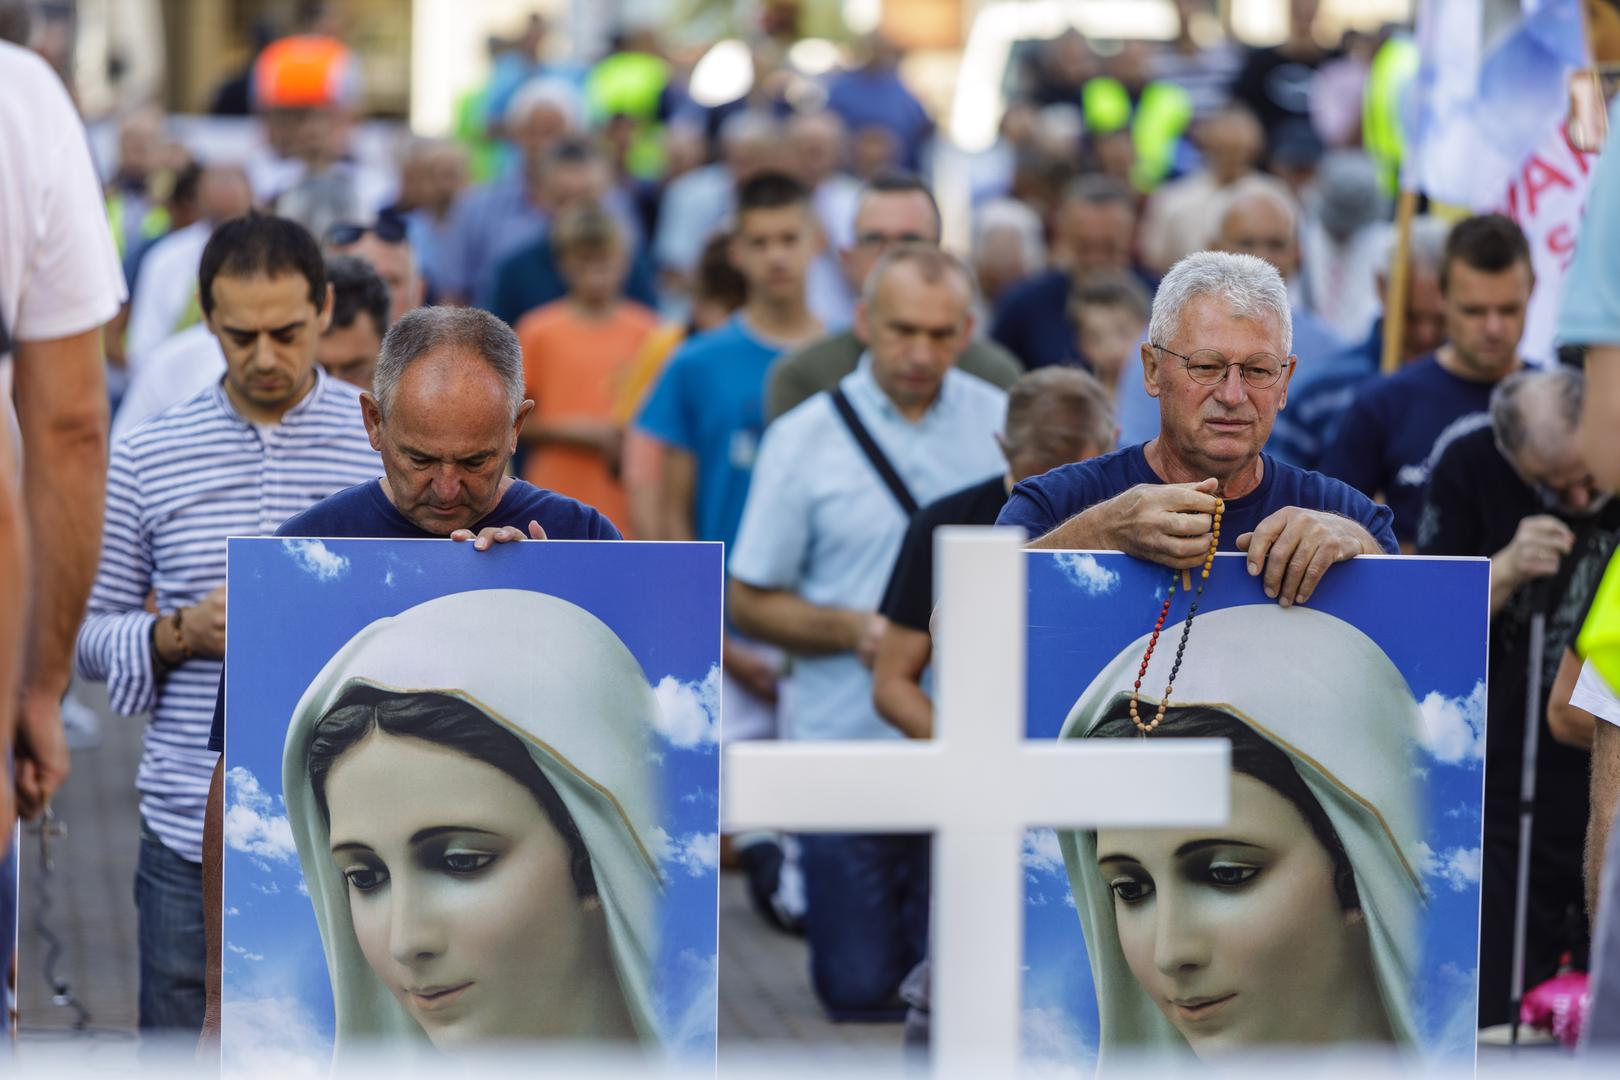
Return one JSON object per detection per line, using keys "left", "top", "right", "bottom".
{"left": 134, "top": 819, "right": 204, "bottom": 1033}
{"left": 798, "top": 832, "right": 930, "bottom": 1021}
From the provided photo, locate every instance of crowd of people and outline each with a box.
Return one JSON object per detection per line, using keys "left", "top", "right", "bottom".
{"left": 4, "top": 0, "right": 1620, "bottom": 1057}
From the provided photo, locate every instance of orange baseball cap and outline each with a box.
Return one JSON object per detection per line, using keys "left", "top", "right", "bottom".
{"left": 252, "top": 35, "right": 361, "bottom": 110}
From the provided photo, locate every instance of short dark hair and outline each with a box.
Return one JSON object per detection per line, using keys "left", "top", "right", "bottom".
{"left": 550, "top": 202, "right": 623, "bottom": 257}
{"left": 734, "top": 170, "right": 811, "bottom": 218}
{"left": 323, "top": 254, "right": 390, "bottom": 337}
{"left": 854, "top": 170, "right": 943, "bottom": 237}
{"left": 1091, "top": 702, "right": 1360, "bottom": 910}
{"left": 695, "top": 232, "right": 747, "bottom": 307}
{"left": 1004, "top": 366, "right": 1115, "bottom": 460}
{"left": 197, "top": 211, "right": 326, "bottom": 318}
{"left": 307, "top": 687, "right": 597, "bottom": 900}
{"left": 1062, "top": 173, "right": 1137, "bottom": 211}
{"left": 1440, "top": 213, "right": 1532, "bottom": 293}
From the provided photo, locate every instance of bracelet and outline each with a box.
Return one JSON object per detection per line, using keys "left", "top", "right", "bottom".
{"left": 168, "top": 609, "right": 193, "bottom": 663}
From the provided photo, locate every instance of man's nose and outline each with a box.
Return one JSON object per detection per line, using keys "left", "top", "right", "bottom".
{"left": 1214, "top": 364, "right": 1248, "bottom": 405}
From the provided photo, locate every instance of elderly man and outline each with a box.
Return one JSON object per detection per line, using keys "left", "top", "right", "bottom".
{"left": 999, "top": 250, "right": 1396, "bottom": 607}
{"left": 76, "top": 213, "right": 382, "bottom": 1035}
{"left": 729, "top": 245, "right": 1007, "bottom": 1018}
{"left": 199, "top": 304, "right": 622, "bottom": 1041}
{"left": 766, "top": 172, "right": 1023, "bottom": 421}
{"left": 991, "top": 175, "right": 1158, "bottom": 370}
{"left": 1113, "top": 185, "right": 1345, "bottom": 448}
{"left": 874, "top": 366, "right": 1116, "bottom": 738}
{"left": 1419, "top": 367, "right": 1620, "bottom": 1028}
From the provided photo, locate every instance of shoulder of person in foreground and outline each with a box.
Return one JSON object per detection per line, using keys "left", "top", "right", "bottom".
{"left": 956, "top": 337, "right": 1025, "bottom": 390}
{"left": 995, "top": 446, "right": 1138, "bottom": 539}
{"left": 274, "top": 480, "right": 380, "bottom": 538}
{"left": 1269, "top": 456, "right": 1399, "bottom": 555}
{"left": 499, "top": 479, "right": 624, "bottom": 540}
{"left": 765, "top": 330, "right": 861, "bottom": 422}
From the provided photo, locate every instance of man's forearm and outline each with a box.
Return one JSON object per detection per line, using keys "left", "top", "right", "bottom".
{"left": 728, "top": 581, "right": 862, "bottom": 655}
{"left": 15, "top": 330, "right": 110, "bottom": 697}
{"left": 0, "top": 416, "right": 27, "bottom": 763}
{"left": 1583, "top": 345, "right": 1620, "bottom": 491}
{"left": 202, "top": 758, "right": 224, "bottom": 1037}
{"left": 1025, "top": 506, "right": 1107, "bottom": 551}
{"left": 1589, "top": 721, "right": 1620, "bottom": 918}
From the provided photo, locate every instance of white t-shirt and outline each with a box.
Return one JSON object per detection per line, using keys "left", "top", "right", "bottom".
{"left": 124, "top": 220, "right": 209, "bottom": 378}
{"left": 1572, "top": 658, "right": 1620, "bottom": 728}
{"left": 0, "top": 42, "right": 125, "bottom": 359}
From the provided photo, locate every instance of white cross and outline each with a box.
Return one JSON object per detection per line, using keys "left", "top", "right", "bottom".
{"left": 724, "top": 527, "right": 1231, "bottom": 1071}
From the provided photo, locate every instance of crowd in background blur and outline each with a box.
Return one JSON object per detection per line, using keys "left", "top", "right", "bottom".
{"left": 8, "top": 0, "right": 1620, "bottom": 1053}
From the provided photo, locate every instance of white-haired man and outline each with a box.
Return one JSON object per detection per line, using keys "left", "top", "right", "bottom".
{"left": 999, "top": 250, "right": 1396, "bottom": 606}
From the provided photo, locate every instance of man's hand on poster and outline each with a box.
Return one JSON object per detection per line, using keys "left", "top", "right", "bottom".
{"left": 1093, "top": 478, "right": 1223, "bottom": 569}
{"left": 14, "top": 689, "right": 70, "bottom": 819}
{"left": 1237, "top": 507, "right": 1378, "bottom": 608}
{"left": 450, "top": 519, "right": 548, "bottom": 551}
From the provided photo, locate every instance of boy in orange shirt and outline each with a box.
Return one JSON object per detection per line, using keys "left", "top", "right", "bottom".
{"left": 516, "top": 203, "right": 657, "bottom": 534}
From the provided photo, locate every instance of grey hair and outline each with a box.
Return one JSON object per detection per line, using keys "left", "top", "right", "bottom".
{"left": 504, "top": 77, "right": 580, "bottom": 130}
{"left": 973, "top": 198, "right": 1047, "bottom": 269}
{"left": 372, "top": 306, "right": 525, "bottom": 419}
{"left": 861, "top": 243, "right": 979, "bottom": 308}
{"left": 1490, "top": 366, "right": 1584, "bottom": 461}
{"left": 1147, "top": 250, "right": 1293, "bottom": 357}
{"left": 1004, "top": 366, "right": 1115, "bottom": 457}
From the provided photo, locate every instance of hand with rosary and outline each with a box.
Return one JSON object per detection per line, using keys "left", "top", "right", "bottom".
{"left": 1130, "top": 495, "right": 1223, "bottom": 734}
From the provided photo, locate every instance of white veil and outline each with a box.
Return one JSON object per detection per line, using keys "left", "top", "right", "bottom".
{"left": 1056, "top": 603, "right": 1426, "bottom": 1059}
{"left": 279, "top": 588, "right": 664, "bottom": 1057}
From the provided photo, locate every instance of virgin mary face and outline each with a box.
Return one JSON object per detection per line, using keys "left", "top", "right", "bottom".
{"left": 1093, "top": 773, "right": 1384, "bottom": 1054}
{"left": 324, "top": 729, "right": 611, "bottom": 1046}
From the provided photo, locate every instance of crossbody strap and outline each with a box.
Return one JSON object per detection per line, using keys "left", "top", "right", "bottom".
{"left": 828, "top": 386, "right": 919, "bottom": 516}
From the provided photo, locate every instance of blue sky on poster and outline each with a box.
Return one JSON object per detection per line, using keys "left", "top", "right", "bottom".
{"left": 221, "top": 539, "right": 722, "bottom": 1069}
{"left": 1021, "top": 552, "right": 1489, "bottom": 1066}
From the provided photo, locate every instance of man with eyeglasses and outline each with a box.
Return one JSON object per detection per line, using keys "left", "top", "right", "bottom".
{"left": 325, "top": 211, "right": 425, "bottom": 325}
{"left": 999, "top": 250, "right": 1396, "bottom": 608}
{"left": 1417, "top": 367, "right": 1620, "bottom": 1030}
{"left": 764, "top": 171, "right": 1022, "bottom": 422}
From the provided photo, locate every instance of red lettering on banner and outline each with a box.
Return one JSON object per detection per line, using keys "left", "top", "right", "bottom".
{"left": 1502, "top": 180, "right": 1521, "bottom": 223}
{"left": 1523, "top": 154, "right": 1575, "bottom": 217}
{"left": 1548, "top": 222, "right": 1578, "bottom": 271}
{"left": 1561, "top": 121, "right": 1600, "bottom": 176}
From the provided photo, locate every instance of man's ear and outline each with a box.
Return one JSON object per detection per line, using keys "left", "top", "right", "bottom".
{"left": 1141, "top": 341, "right": 1160, "bottom": 398}
{"left": 317, "top": 282, "right": 335, "bottom": 335}
{"left": 854, "top": 299, "right": 872, "bottom": 345}
{"left": 512, "top": 398, "right": 537, "bottom": 445}
{"left": 360, "top": 391, "right": 384, "bottom": 450}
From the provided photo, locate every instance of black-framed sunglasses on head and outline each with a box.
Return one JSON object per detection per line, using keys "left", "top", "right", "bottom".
{"left": 325, "top": 210, "right": 407, "bottom": 248}
{"left": 1152, "top": 344, "right": 1292, "bottom": 389}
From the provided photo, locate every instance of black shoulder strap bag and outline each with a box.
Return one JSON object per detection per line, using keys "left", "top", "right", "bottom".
{"left": 828, "top": 386, "right": 919, "bottom": 516}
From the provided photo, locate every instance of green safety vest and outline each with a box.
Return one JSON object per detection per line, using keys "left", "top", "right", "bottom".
{"left": 105, "top": 192, "right": 170, "bottom": 261}
{"left": 1082, "top": 76, "right": 1194, "bottom": 192}
{"left": 1363, "top": 35, "right": 1419, "bottom": 200}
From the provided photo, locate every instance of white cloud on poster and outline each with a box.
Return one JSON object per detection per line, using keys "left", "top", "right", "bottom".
{"left": 1416, "top": 680, "right": 1486, "bottom": 764}
{"left": 220, "top": 995, "right": 328, "bottom": 1078}
{"left": 1412, "top": 841, "right": 1483, "bottom": 893}
{"left": 1023, "top": 828, "right": 1064, "bottom": 876}
{"left": 649, "top": 826, "right": 720, "bottom": 878}
{"left": 1022, "top": 1004, "right": 1091, "bottom": 1063}
{"left": 280, "top": 538, "right": 349, "bottom": 582}
{"left": 1053, "top": 553, "right": 1120, "bottom": 596}
{"left": 662, "top": 948, "right": 718, "bottom": 1052}
{"left": 226, "top": 942, "right": 265, "bottom": 962}
{"left": 225, "top": 767, "right": 298, "bottom": 863}
{"left": 652, "top": 664, "right": 720, "bottom": 748}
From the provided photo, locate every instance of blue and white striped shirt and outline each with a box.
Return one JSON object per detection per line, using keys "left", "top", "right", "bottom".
{"left": 76, "top": 370, "right": 380, "bottom": 861}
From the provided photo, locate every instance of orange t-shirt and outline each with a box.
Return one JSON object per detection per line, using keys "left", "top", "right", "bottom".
{"left": 516, "top": 299, "right": 658, "bottom": 536}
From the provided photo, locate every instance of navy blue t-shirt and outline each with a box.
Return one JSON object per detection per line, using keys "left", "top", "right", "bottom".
{"left": 1318, "top": 354, "right": 1496, "bottom": 545}
{"left": 206, "top": 478, "right": 619, "bottom": 751}
{"left": 997, "top": 443, "right": 1398, "bottom": 553}
{"left": 990, "top": 265, "right": 1161, "bottom": 371}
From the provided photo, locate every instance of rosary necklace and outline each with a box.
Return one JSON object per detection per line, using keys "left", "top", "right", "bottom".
{"left": 1128, "top": 496, "right": 1224, "bottom": 735}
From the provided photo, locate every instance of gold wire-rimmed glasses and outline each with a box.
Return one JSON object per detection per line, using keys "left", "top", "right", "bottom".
{"left": 1152, "top": 344, "right": 1293, "bottom": 389}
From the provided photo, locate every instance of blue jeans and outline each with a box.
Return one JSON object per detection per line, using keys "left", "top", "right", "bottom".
{"left": 134, "top": 819, "right": 204, "bottom": 1033}
{"left": 798, "top": 833, "right": 929, "bottom": 1021}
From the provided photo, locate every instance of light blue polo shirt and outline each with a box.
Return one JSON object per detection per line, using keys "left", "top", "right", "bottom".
{"left": 729, "top": 357, "right": 1008, "bottom": 742}
{"left": 1560, "top": 95, "right": 1620, "bottom": 344}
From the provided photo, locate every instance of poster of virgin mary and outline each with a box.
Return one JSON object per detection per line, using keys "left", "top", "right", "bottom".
{"left": 220, "top": 539, "right": 721, "bottom": 1070}
{"left": 1021, "top": 552, "right": 1488, "bottom": 1069}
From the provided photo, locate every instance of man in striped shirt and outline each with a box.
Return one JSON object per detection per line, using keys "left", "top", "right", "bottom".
{"left": 76, "top": 213, "right": 382, "bottom": 1035}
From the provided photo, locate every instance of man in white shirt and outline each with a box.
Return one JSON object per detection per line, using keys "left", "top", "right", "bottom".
{"left": 0, "top": 36, "right": 125, "bottom": 992}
